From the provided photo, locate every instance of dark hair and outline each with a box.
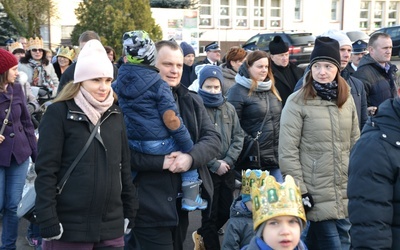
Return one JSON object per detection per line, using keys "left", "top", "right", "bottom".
{"left": 104, "top": 46, "right": 116, "bottom": 62}
{"left": 155, "top": 40, "right": 181, "bottom": 52}
{"left": 244, "top": 51, "right": 281, "bottom": 101}
{"left": 78, "top": 31, "right": 100, "bottom": 44}
{"left": 0, "top": 71, "right": 13, "bottom": 92}
{"left": 19, "top": 50, "right": 49, "bottom": 65}
{"left": 302, "top": 69, "right": 349, "bottom": 108}
{"left": 368, "top": 32, "right": 391, "bottom": 47}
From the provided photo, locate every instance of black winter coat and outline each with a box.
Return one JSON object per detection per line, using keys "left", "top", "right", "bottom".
{"left": 35, "top": 100, "right": 138, "bottom": 242}
{"left": 130, "top": 84, "right": 221, "bottom": 228}
{"left": 348, "top": 97, "right": 400, "bottom": 249}
{"left": 271, "top": 62, "right": 304, "bottom": 107}
{"left": 227, "top": 84, "right": 282, "bottom": 170}
{"left": 352, "top": 54, "right": 398, "bottom": 107}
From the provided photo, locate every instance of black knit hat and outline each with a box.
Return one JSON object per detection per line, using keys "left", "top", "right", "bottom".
{"left": 269, "top": 36, "right": 288, "bottom": 55}
{"left": 309, "top": 37, "right": 340, "bottom": 69}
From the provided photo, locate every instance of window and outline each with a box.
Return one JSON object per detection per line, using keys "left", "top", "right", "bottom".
{"left": 388, "top": 1, "right": 398, "bottom": 26}
{"left": 219, "top": 0, "right": 230, "bottom": 27}
{"left": 236, "top": 0, "right": 248, "bottom": 28}
{"left": 359, "top": 1, "right": 370, "bottom": 29}
{"left": 294, "top": 0, "right": 302, "bottom": 21}
{"left": 199, "top": 0, "right": 212, "bottom": 27}
{"left": 331, "top": 0, "right": 339, "bottom": 21}
{"left": 374, "top": 1, "right": 384, "bottom": 28}
{"left": 253, "top": 0, "right": 265, "bottom": 27}
{"left": 270, "top": 0, "right": 281, "bottom": 28}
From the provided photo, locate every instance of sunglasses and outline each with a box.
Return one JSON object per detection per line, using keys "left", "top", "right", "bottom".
{"left": 31, "top": 49, "right": 43, "bottom": 53}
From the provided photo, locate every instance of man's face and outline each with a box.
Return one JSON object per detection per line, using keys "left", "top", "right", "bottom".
{"left": 207, "top": 50, "right": 221, "bottom": 62}
{"left": 183, "top": 54, "right": 195, "bottom": 66}
{"left": 155, "top": 46, "right": 183, "bottom": 87}
{"left": 19, "top": 38, "right": 28, "bottom": 50}
{"left": 339, "top": 45, "right": 352, "bottom": 69}
{"left": 350, "top": 52, "right": 366, "bottom": 67}
{"left": 270, "top": 52, "right": 289, "bottom": 67}
{"left": 369, "top": 36, "right": 393, "bottom": 64}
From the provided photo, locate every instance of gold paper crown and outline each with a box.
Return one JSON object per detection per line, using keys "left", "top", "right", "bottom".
{"left": 57, "top": 46, "right": 76, "bottom": 62}
{"left": 241, "top": 169, "right": 269, "bottom": 195}
{"left": 251, "top": 175, "right": 306, "bottom": 230}
{"left": 28, "top": 37, "right": 43, "bottom": 50}
{"left": 8, "top": 42, "right": 24, "bottom": 53}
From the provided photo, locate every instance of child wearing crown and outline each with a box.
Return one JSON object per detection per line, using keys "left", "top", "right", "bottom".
{"left": 222, "top": 169, "right": 268, "bottom": 250}
{"left": 242, "top": 175, "right": 308, "bottom": 250}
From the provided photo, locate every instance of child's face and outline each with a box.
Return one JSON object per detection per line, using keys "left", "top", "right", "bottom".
{"left": 262, "top": 215, "right": 301, "bottom": 250}
{"left": 201, "top": 78, "right": 221, "bottom": 94}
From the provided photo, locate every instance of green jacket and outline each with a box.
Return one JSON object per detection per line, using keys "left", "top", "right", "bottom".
{"left": 279, "top": 89, "right": 360, "bottom": 221}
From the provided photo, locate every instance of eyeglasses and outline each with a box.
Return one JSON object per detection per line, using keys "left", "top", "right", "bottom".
{"left": 31, "top": 49, "right": 43, "bottom": 53}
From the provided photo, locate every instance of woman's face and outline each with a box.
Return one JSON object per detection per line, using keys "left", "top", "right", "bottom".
{"left": 107, "top": 51, "right": 114, "bottom": 62}
{"left": 262, "top": 216, "right": 301, "bottom": 250}
{"left": 231, "top": 59, "right": 245, "bottom": 72}
{"left": 248, "top": 57, "right": 269, "bottom": 82}
{"left": 57, "top": 56, "right": 70, "bottom": 67}
{"left": 30, "top": 48, "right": 44, "bottom": 61}
{"left": 311, "top": 61, "right": 338, "bottom": 83}
{"left": 7, "top": 65, "right": 19, "bottom": 83}
{"left": 184, "top": 54, "right": 195, "bottom": 66}
{"left": 81, "top": 77, "right": 113, "bottom": 102}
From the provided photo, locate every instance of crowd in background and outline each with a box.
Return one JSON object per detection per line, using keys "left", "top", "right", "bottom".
{"left": 0, "top": 28, "right": 399, "bottom": 250}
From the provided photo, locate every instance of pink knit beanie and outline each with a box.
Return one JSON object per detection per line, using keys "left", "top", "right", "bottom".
{"left": 73, "top": 40, "right": 113, "bottom": 83}
{"left": 0, "top": 49, "right": 18, "bottom": 74}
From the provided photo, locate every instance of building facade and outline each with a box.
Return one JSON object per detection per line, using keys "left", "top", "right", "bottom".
{"left": 45, "top": 0, "right": 400, "bottom": 54}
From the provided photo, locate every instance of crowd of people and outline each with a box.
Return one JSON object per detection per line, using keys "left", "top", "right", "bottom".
{"left": 0, "top": 28, "right": 399, "bottom": 250}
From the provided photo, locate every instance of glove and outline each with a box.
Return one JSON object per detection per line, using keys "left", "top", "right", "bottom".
{"left": 124, "top": 218, "right": 132, "bottom": 235}
{"left": 43, "top": 223, "right": 63, "bottom": 241}
{"left": 302, "top": 193, "right": 314, "bottom": 212}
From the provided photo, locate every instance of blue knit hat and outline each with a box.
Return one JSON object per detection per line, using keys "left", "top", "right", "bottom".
{"left": 198, "top": 65, "right": 223, "bottom": 88}
{"left": 180, "top": 42, "right": 195, "bottom": 57}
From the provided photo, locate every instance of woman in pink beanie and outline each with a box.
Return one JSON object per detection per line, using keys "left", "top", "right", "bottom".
{"left": 34, "top": 40, "right": 138, "bottom": 249}
{"left": 0, "top": 48, "right": 37, "bottom": 249}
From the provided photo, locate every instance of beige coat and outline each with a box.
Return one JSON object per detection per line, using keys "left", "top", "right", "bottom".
{"left": 279, "top": 89, "right": 360, "bottom": 221}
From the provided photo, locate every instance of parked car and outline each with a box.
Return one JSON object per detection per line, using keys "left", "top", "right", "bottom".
{"left": 242, "top": 32, "right": 315, "bottom": 65}
{"left": 370, "top": 25, "right": 400, "bottom": 56}
{"left": 345, "top": 30, "right": 370, "bottom": 43}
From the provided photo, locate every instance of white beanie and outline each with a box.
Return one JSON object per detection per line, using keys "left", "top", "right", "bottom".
{"left": 73, "top": 40, "right": 113, "bottom": 84}
{"left": 320, "top": 29, "right": 352, "bottom": 48}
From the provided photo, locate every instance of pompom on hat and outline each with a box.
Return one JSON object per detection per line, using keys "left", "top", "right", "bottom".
{"left": 180, "top": 41, "right": 195, "bottom": 57}
{"left": 0, "top": 48, "right": 18, "bottom": 74}
{"left": 122, "top": 30, "right": 156, "bottom": 66}
{"left": 73, "top": 40, "right": 113, "bottom": 84}
{"left": 309, "top": 37, "right": 341, "bottom": 70}
{"left": 269, "top": 35, "right": 289, "bottom": 55}
{"left": 320, "top": 29, "right": 352, "bottom": 48}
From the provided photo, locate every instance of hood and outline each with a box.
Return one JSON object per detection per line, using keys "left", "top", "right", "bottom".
{"left": 364, "top": 97, "right": 400, "bottom": 146}
{"left": 113, "top": 63, "right": 160, "bottom": 99}
{"left": 221, "top": 64, "right": 236, "bottom": 80}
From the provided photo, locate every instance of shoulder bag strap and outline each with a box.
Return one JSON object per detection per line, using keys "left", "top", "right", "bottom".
{"left": 238, "top": 96, "right": 270, "bottom": 162}
{"left": 0, "top": 94, "right": 13, "bottom": 135}
{"left": 56, "top": 120, "right": 101, "bottom": 194}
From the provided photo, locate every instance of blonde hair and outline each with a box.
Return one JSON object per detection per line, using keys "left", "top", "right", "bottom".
{"left": 53, "top": 81, "right": 118, "bottom": 103}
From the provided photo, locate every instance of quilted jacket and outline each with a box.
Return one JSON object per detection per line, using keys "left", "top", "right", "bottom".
{"left": 279, "top": 85, "right": 360, "bottom": 222}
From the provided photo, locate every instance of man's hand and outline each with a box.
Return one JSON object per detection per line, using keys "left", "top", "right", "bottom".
{"left": 168, "top": 151, "right": 193, "bottom": 173}
{"left": 216, "top": 160, "right": 230, "bottom": 176}
{"left": 163, "top": 154, "right": 176, "bottom": 170}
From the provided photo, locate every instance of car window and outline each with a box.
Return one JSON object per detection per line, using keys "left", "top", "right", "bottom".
{"left": 287, "top": 33, "right": 315, "bottom": 45}
{"left": 258, "top": 34, "right": 274, "bottom": 47}
{"left": 387, "top": 27, "right": 400, "bottom": 39}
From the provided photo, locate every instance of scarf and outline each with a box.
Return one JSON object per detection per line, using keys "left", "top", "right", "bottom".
{"left": 313, "top": 80, "right": 338, "bottom": 101}
{"left": 28, "top": 59, "right": 52, "bottom": 88}
{"left": 74, "top": 86, "right": 114, "bottom": 125}
{"left": 235, "top": 63, "right": 272, "bottom": 92}
{"left": 198, "top": 88, "right": 224, "bottom": 108}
